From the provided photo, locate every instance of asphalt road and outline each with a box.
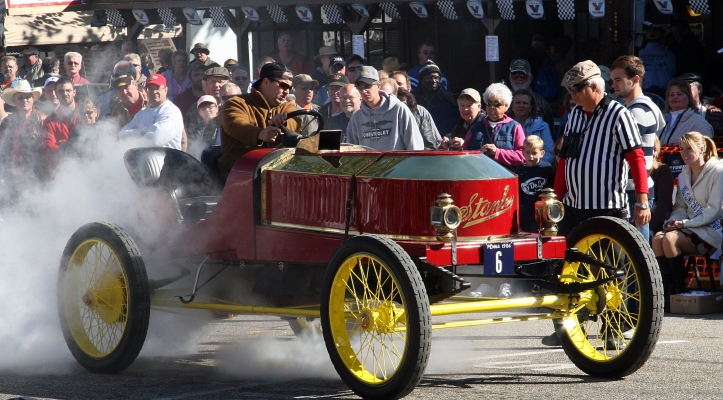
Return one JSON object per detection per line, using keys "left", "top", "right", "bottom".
{"left": 1, "top": 309, "right": 721, "bottom": 400}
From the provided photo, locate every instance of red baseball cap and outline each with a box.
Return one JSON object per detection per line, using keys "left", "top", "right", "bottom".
{"left": 146, "top": 73, "right": 167, "bottom": 87}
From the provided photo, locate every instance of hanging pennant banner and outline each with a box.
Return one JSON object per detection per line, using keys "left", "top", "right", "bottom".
{"left": 295, "top": 5, "right": 314, "bottom": 22}
{"left": 241, "top": 7, "right": 261, "bottom": 22}
{"left": 182, "top": 7, "right": 202, "bottom": 25}
{"left": 466, "top": 0, "right": 486, "bottom": 19}
{"left": 131, "top": 8, "right": 150, "bottom": 25}
{"left": 589, "top": 0, "right": 605, "bottom": 19}
{"left": 526, "top": 0, "right": 545, "bottom": 20}
{"left": 410, "top": 2, "right": 430, "bottom": 18}
{"left": 653, "top": 0, "right": 674, "bottom": 15}
{"left": 351, "top": 3, "right": 371, "bottom": 18}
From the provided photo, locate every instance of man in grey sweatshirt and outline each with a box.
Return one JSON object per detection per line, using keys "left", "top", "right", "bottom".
{"left": 347, "top": 66, "right": 424, "bottom": 150}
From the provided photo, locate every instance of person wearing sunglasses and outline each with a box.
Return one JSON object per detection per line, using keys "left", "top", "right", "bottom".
{"left": 346, "top": 66, "right": 423, "bottom": 150}
{"left": 219, "top": 62, "right": 300, "bottom": 181}
{"left": 555, "top": 60, "right": 651, "bottom": 245}
{"left": 407, "top": 42, "right": 450, "bottom": 94}
{"left": 344, "top": 54, "right": 364, "bottom": 85}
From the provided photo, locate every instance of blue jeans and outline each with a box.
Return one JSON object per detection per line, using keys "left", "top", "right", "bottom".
{"left": 627, "top": 190, "right": 651, "bottom": 243}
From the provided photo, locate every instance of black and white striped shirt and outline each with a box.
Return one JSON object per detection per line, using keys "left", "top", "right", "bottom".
{"left": 562, "top": 95, "right": 643, "bottom": 210}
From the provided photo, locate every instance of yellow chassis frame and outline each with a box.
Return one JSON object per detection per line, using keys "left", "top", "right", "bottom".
{"left": 151, "top": 290, "right": 590, "bottom": 331}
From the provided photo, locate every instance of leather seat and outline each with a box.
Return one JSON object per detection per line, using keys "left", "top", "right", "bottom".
{"left": 124, "top": 147, "right": 222, "bottom": 224}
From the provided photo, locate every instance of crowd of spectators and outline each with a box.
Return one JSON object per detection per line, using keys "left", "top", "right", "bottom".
{"left": 2, "top": 31, "right": 723, "bottom": 311}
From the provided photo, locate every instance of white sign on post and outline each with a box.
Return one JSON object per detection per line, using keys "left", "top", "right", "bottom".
{"left": 486, "top": 36, "right": 499, "bottom": 62}
{"left": 352, "top": 35, "right": 365, "bottom": 58}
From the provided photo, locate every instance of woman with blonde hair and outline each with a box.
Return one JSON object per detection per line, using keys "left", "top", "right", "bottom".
{"left": 652, "top": 131, "right": 723, "bottom": 310}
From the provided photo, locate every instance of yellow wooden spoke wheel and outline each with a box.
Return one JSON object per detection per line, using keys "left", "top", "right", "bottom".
{"left": 556, "top": 217, "right": 663, "bottom": 378}
{"left": 58, "top": 222, "right": 150, "bottom": 373}
{"left": 321, "top": 235, "right": 430, "bottom": 400}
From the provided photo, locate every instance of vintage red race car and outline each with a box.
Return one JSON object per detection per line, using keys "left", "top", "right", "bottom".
{"left": 57, "top": 131, "right": 663, "bottom": 399}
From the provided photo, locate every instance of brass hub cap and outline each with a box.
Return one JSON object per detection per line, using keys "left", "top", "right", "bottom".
{"left": 357, "top": 311, "right": 371, "bottom": 329}
{"left": 82, "top": 292, "right": 94, "bottom": 307}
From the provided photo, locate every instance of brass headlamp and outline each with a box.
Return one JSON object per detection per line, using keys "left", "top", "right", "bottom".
{"left": 534, "top": 188, "right": 565, "bottom": 236}
{"left": 431, "top": 193, "right": 462, "bottom": 242}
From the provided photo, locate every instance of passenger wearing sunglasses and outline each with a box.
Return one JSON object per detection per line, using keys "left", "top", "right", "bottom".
{"left": 219, "top": 62, "right": 301, "bottom": 181}
{"left": 346, "top": 66, "right": 423, "bottom": 151}
{"left": 407, "top": 43, "right": 449, "bottom": 94}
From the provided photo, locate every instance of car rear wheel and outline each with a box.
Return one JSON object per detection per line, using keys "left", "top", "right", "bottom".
{"left": 321, "top": 234, "right": 431, "bottom": 400}
{"left": 557, "top": 217, "right": 663, "bottom": 378}
{"left": 58, "top": 222, "right": 150, "bottom": 373}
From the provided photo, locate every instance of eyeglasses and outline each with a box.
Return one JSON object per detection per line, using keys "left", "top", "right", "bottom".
{"left": 420, "top": 50, "right": 436, "bottom": 55}
{"left": 234, "top": 76, "right": 249, "bottom": 82}
{"left": 565, "top": 82, "right": 588, "bottom": 93}
{"left": 297, "top": 85, "right": 314, "bottom": 91}
{"left": 510, "top": 72, "right": 529, "bottom": 79}
{"left": 355, "top": 82, "right": 377, "bottom": 91}
{"left": 485, "top": 101, "right": 505, "bottom": 108}
{"left": 272, "top": 79, "right": 291, "bottom": 91}
{"left": 347, "top": 66, "right": 362, "bottom": 72}
{"left": 15, "top": 94, "right": 33, "bottom": 101}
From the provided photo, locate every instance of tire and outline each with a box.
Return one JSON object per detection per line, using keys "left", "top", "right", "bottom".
{"left": 57, "top": 222, "right": 150, "bottom": 374}
{"left": 284, "top": 317, "right": 322, "bottom": 336}
{"left": 556, "top": 217, "right": 663, "bottom": 378}
{"left": 320, "top": 234, "right": 431, "bottom": 400}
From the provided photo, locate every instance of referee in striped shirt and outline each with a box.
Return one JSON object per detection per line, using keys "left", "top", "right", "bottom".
{"left": 553, "top": 60, "right": 650, "bottom": 236}
{"left": 542, "top": 60, "right": 650, "bottom": 347}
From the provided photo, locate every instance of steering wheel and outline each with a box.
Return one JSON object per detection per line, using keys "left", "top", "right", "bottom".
{"left": 279, "top": 109, "right": 324, "bottom": 148}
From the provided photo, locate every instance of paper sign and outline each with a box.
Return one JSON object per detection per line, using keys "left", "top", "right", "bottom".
{"left": 352, "top": 35, "right": 365, "bottom": 58}
{"left": 486, "top": 36, "right": 499, "bottom": 62}
{"left": 139, "top": 38, "right": 177, "bottom": 72}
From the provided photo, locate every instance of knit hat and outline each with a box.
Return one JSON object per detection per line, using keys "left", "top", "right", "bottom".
{"left": 418, "top": 61, "right": 441, "bottom": 80}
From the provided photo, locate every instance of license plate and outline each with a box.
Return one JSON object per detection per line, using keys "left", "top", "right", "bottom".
{"left": 483, "top": 241, "right": 514, "bottom": 275}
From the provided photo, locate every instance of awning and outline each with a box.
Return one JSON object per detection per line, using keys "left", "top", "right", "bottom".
{"left": 3, "top": 11, "right": 125, "bottom": 47}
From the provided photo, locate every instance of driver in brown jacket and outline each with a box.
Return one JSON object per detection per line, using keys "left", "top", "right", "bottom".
{"left": 219, "top": 62, "right": 300, "bottom": 181}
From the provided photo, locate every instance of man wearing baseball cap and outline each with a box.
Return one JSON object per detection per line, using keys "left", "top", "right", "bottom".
{"left": 19, "top": 46, "right": 44, "bottom": 84}
{"left": 346, "top": 66, "right": 423, "bottom": 150}
{"left": 315, "top": 57, "right": 347, "bottom": 106}
{"left": 292, "top": 74, "right": 320, "bottom": 137}
{"left": 119, "top": 74, "right": 183, "bottom": 149}
{"left": 220, "top": 62, "right": 301, "bottom": 181}
{"left": 111, "top": 73, "right": 147, "bottom": 127}
{"left": 319, "top": 74, "right": 349, "bottom": 122}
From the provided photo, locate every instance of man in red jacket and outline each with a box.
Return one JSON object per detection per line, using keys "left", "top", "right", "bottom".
{"left": 43, "top": 77, "right": 78, "bottom": 157}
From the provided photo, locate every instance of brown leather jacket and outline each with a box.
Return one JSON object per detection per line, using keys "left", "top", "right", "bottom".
{"left": 219, "top": 89, "right": 299, "bottom": 180}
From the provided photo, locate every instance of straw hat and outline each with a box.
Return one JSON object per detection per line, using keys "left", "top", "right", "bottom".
{"left": 382, "top": 57, "right": 406, "bottom": 73}
{"left": 2, "top": 80, "right": 42, "bottom": 105}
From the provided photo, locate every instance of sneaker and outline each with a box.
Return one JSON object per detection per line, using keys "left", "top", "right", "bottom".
{"left": 541, "top": 332, "right": 561, "bottom": 346}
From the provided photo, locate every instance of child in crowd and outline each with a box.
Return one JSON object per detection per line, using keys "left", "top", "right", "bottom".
{"left": 516, "top": 135, "right": 553, "bottom": 233}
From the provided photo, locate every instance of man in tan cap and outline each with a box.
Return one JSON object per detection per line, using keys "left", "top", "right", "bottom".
{"left": 268, "top": 32, "right": 312, "bottom": 76}
{"left": 542, "top": 60, "right": 649, "bottom": 347}
{"left": 292, "top": 74, "right": 320, "bottom": 137}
